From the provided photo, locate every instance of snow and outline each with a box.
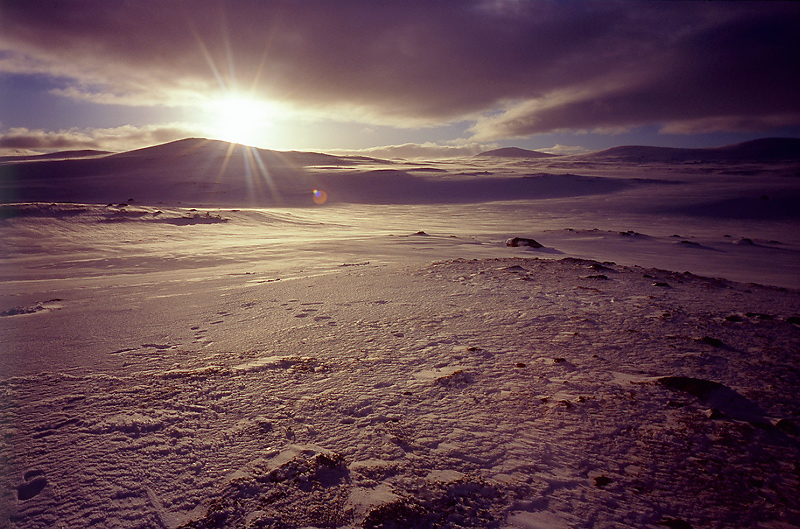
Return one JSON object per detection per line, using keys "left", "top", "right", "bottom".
{"left": 1, "top": 144, "right": 799, "bottom": 528}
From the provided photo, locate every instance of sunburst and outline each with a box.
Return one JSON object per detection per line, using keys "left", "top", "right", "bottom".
{"left": 187, "top": 17, "right": 322, "bottom": 206}
{"left": 203, "top": 94, "right": 275, "bottom": 147}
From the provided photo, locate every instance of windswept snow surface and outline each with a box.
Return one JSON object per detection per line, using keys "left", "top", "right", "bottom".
{"left": 1, "top": 153, "right": 800, "bottom": 528}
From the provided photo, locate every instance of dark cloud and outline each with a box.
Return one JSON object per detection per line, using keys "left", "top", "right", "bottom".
{"left": 1, "top": 1, "right": 798, "bottom": 139}
{"left": 0, "top": 125, "right": 196, "bottom": 154}
{"left": 0, "top": 130, "right": 97, "bottom": 151}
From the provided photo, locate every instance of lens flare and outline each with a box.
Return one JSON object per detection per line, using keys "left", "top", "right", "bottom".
{"left": 312, "top": 189, "right": 328, "bottom": 205}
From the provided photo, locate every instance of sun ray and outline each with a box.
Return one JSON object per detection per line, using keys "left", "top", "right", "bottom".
{"left": 186, "top": 11, "right": 287, "bottom": 204}
{"left": 250, "top": 147, "right": 282, "bottom": 204}
{"left": 189, "top": 23, "right": 227, "bottom": 94}
{"left": 241, "top": 145, "right": 256, "bottom": 203}
{"left": 216, "top": 141, "right": 237, "bottom": 185}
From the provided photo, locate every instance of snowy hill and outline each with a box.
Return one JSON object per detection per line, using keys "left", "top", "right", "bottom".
{"left": 0, "top": 149, "right": 113, "bottom": 163}
{"left": 0, "top": 138, "right": 628, "bottom": 207}
{"left": 476, "top": 147, "right": 557, "bottom": 159}
{"left": 3, "top": 137, "right": 798, "bottom": 207}
{"left": 0, "top": 139, "right": 367, "bottom": 206}
{"left": 581, "top": 138, "right": 800, "bottom": 163}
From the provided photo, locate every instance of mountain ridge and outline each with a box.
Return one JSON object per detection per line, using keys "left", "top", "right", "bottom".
{"left": 0, "top": 149, "right": 113, "bottom": 163}
{"left": 477, "top": 147, "right": 557, "bottom": 159}
{"left": 580, "top": 137, "right": 800, "bottom": 163}
{"left": 1, "top": 137, "right": 797, "bottom": 207}
{"left": 6, "top": 136, "right": 798, "bottom": 166}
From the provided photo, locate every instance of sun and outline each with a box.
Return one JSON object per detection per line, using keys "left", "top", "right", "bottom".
{"left": 203, "top": 95, "right": 274, "bottom": 147}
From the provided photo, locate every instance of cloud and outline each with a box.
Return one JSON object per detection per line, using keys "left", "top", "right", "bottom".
{"left": 0, "top": 124, "right": 199, "bottom": 155}
{"left": 538, "top": 145, "right": 591, "bottom": 156}
{"left": 1, "top": 1, "right": 798, "bottom": 138}
{"left": 658, "top": 115, "right": 800, "bottom": 135}
{"left": 328, "top": 142, "right": 496, "bottom": 160}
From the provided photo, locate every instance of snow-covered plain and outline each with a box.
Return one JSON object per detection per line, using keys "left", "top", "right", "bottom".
{"left": 1, "top": 140, "right": 799, "bottom": 528}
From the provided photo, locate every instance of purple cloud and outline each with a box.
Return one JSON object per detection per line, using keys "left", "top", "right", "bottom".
{"left": 0, "top": 125, "right": 197, "bottom": 154}
{"left": 1, "top": 1, "right": 798, "bottom": 139}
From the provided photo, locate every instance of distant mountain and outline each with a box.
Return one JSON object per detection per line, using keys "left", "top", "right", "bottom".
{"left": 2, "top": 136, "right": 797, "bottom": 207}
{"left": 711, "top": 137, "right": 800, "bottom": 161}
{"left": 581, "top": 138, "right": 800, "bottom": 163}
{"left": 0, "top": 138, "right": 373, "bottom": 206}
{"left": 106, "top": 138, "right": 354, "bottom": 167}
{"left": 477, "top": 147, "right": 557, "bottom": 159}
{"left": 0, "top": 137, "right": 631, "bottom": 207}
{"left": 0, "top": 149, "right": 113, "bottom": 163}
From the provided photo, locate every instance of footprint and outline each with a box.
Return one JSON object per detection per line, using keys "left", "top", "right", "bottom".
{"left": 17, "top": 470, "right": 47, "bottom": 501}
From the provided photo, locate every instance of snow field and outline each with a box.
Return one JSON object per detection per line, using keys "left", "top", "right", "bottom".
{"left": 2, "top": 257, "right": 799, "bottom": 528}
{"left": 2, "top": 150, "right": 799, "bottom": 527}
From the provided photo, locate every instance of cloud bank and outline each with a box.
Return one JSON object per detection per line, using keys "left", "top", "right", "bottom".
{"left": 328, "top": 142, "right": 496, "bottom": 160}
{"left": 1, "top": 1, "right": 798, "bottom": 141}
{"left": 0, "top": 125, "right": 198, "bottom": 155}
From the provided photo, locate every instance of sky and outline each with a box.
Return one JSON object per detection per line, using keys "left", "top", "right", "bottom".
{"left": 1, "top": 1, "right": 799, "bottom": 157}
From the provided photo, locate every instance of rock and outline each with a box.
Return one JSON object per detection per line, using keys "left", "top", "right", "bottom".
{"left": 656, "top": 518, "right": 694, "bottom": 529}
{"left": 505, "top": 237, "right": 543, "bottom": 248}
{"left": 185, "top": 446, "right": 351, "bottom": 528}
{"left": 363, "top": 501, "right": 430, "bottom": 529}
{"left": 776, "top": 418, "right": 797, "bottom": 435}
{"left": 363, "top": 479, "right": 501, "bottom": 529}
{"left": 658, "top": 376, "right": 770, "bottom": 427}
{"left": 594, "top": 476, "right": 613, "bottom": 488}
{"left": 436, "top": 370, "right": 472, "bottom": 387}
{"left": 658, "top": 377, "right": 725, "bottom": 399}
{"left": 699, "top": 336, "right": 725, "bottom": 348}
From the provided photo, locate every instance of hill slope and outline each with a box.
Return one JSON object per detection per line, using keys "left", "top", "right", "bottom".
{"left": 0, "top": 150, "right": 113, "bottom": 164}
{"left": 0, "top": 139, "right": 368, "bottom": 206}
{"left": 0, "top": 138, "right": 629, "bottom": 207}
{"left": 477, "top": 147, "right": 557, "bottom": 159}
{"left": 582, "top": 138, "right": 800, "bottom": 163}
